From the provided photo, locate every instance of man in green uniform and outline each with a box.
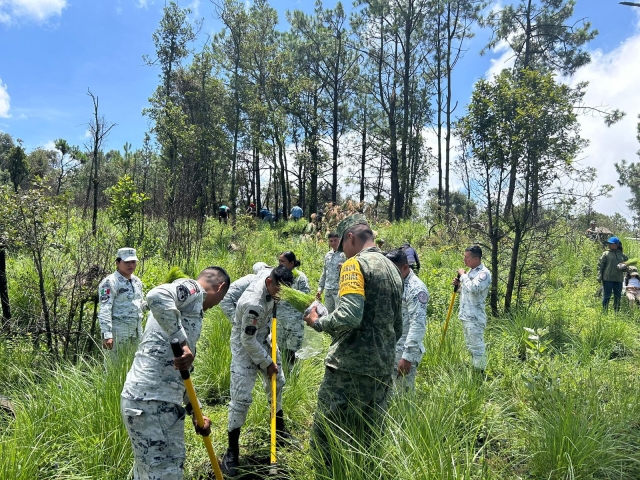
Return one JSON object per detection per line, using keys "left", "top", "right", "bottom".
{"left": 303, "top": 214, "right": 403, "bottom": 469}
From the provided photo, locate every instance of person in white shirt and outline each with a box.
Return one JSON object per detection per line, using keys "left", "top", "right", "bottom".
{"left": 625, "top": 269, "right": 640, "bottom": 307}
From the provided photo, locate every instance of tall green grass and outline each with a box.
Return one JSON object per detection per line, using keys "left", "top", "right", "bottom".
{"left": 1, "top": 220, "right": 640, "bottom": 479}
{"left": 0, "top": 343, "right": 136, "bottom": 479}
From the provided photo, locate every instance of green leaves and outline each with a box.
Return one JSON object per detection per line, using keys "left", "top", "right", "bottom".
{"left": 105, "top": 175, "right": 149, "bottom": 247}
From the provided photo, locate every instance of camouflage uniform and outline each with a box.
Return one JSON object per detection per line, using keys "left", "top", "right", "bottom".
{"left": 277, "top": 270, "right": 310, "bottom": 353}
{"left": 219, "top": 263, "right": 271, "bottom": 322}
{"left": 98, "top": 270, "right": 144, "bottom": 349}
{"left": 458, "top": 264, "right": 491, "bottom": 370}
{"left": 395, "top": 270, "right": 428, "bottom": 391}
{"left": 120, "top": 278, "right": 206, "bottom": 480}
{"left": 317, "top": 248, "right": 345, "bottom": 314}
{"left": 228, "top": 277, "right": 285, "bottom": 431}
{"left": 310, "top": 214, "right": 403, "bottom": 466}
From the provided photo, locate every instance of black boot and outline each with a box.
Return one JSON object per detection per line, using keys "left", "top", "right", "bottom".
{"left": 221, "top": 428, "right": 240, "bottom": 476}
{"left": 287, "top": 349, "right": 296, "bottom": 367}
{"left": 275, "top": 410, "right": 293, "bottom": 445}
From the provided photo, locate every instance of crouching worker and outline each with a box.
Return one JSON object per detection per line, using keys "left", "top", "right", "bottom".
{"left": 222, "top": 266, "right": 294, "bottom": 477}
{"left": 120, "top": 267, "right": 230, "bottom": 480}
{"left": 625, "top": 268, "right": 640, "bottom": 307}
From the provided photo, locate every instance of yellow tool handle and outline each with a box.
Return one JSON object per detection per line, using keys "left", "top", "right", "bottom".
{"left": 270, "top": 304, "right": 278, "bottom": 466}
{"left": 439, "top": 274, "right": 461, "bottom": 348}
{"left": 171, "top": 339, "right": 223, "bottom": 480}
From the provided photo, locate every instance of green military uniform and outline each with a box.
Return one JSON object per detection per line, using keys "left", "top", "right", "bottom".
{"left": 310, "top": 214, "right": 403, "bottom": 467}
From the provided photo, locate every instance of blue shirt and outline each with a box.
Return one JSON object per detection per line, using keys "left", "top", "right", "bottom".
{"left": 291, "top": 206, "right": 303, "bottom": 218}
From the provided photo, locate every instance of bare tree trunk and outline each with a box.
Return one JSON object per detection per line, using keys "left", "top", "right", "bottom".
{"left": 360, "top": 104, "right": 367, "bottom": 203}
{"left": 254, "top": 146, "right": 261, "bottom": 210}
{"left": 74, "top": 299, "right": 86, "bottom": 364}
{"left": 0, "top": 246, "right": 11, "bottom": 331}
{"left": 435, "top": 6, "right": 443, "bottom": 212}
{"left": 86, "top": 90, "right": 115, "bottom": 236}
{"left": 34, "top": 251, "right": 53, "bottom": 355}
{"left": 88, "top": 300, "right": 98, "bottom": 353}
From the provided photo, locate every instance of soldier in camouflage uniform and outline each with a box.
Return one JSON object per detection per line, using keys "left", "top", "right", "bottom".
{"left": 120, "top": 266, "right": 230, "bottom": 480}
{"left": 303, "top": 214, "right": 403, "bottom": 468}
{"left": 316, "top": 232, "right": 346, "bottom": 314}
{"left": 219, "top": 262, "right": 271, "bottom": 322}
{"left": 98, "top": 247, "right": 145, "bottom": 351}
{"left": 221, "top": 266, "right": 294, "bottom": 477}
{"left": 452, "top": 246, "right": 491, "bottom": 372}
{"left": 276, "top": 252, "right": 310, "bottom": 367}
{"left": 386, "top": 249, "right": 429, "bottom": 391}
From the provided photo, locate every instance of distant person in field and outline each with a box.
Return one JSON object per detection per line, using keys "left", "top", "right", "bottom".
{"left": 585, "top": 220, "right": 598, "bottom": 238}
{"left": 386, "top": 248, "right": 429, "bottom": 391}
{"left": 316, "top": 232, "right": 346, "bottom": 314}
{"left": 598, "top": 236, "right": 628, "bottom": 312}
{"left": 259, "top": 207, "right": 273, "bottom": 222}
{"left": 245, "top": 202, "right": 256, "bottom": 216}
{"left": 290, "top": 204, "right": 303, "bottom": 221}
{"left": 221, "top": 266, "right": 294, "bottom": 477}
{"left": 120, "top": 267, "right": 229, "bottom": 480}
{"left": 277, "top": 251, "right": 311, "bottom": 367}
{"left": 303, "top": 214, "right": 403, "bottom": 468}
{"left": 624, "top": 268, "right": 640, "bottom": 308}
{"left": 401, "top": 242, "right": 421, "bottom": 273}
{"left": 452, "top": 245, "right": 491, "bottom": 373}
{"left": 97, "top": 248, "right": 145, "bottom": 351}
{"left": 218, "top": 204, "right": 230, "bottom": 224}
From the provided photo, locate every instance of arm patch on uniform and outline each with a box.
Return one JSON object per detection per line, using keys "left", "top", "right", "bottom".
{"left": 245, "top": 325, "right": 257, "bottom": 335}
{"left": 338, "top": 257, "right": 365, "bottom": 297}
{"left": 99, "top": 286, "right": 111, "bottom": 303}
{"left": 177, "top": 284, "right": 189, "bottom": 302}
{"left": 418, "top": 291, "right": 428, "bottom": 304}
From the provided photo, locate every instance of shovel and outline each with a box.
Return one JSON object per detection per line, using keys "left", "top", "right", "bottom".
{"left": 170, "top": 339, "right": 224, "bottom": 480}
{"left": 439, "top": 273, "right": 461, "bottom": 348}
{"left": 270, "top": 304, "right": 278, "bottom": 475}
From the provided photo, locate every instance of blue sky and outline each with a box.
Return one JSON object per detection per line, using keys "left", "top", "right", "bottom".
{"left": 1, "top": 0, "right": 639, "bottom": 217}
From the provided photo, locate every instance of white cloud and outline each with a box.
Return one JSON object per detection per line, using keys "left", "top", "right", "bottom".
{"left": 485, "top": 39, "right": 515, "bottom": 79}
{"left": 136, "top": 0, "right": 148, "bottom": 8}
{"left": 0, "top": 0, "right": 67, "bottom": 24}
{"left": 0, "top": 79, "right": 10, "bottom": 118}
{"left": 566, "top": 27, "right": 640, "bottom": 220}
{"left": 188, "top": 0, "right": 199, "bottom": 17}
{"left": 481, "top": 17, "right": 640, "bottom": 220}
{"left": 42, "top": 140, "right": 56, "bottom": 151}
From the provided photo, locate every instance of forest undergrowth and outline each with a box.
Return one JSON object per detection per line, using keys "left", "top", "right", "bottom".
{"left": 1, "top": 218, "right": 639, "bottom": 479}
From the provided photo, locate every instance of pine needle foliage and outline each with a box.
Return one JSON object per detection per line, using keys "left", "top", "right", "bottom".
{"left": 279, "top": 285, "right": 316, "bottom": 313}
{"left": 164, "top": 265, "right": 189, "bottom": 283}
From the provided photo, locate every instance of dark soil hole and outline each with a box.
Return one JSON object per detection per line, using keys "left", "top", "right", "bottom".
{"left": 197, "top": 455, "right": 291, "bottom": 480}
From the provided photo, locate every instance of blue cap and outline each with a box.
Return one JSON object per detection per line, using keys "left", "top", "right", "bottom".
{"left": 607, "top": 236, "right": 621, "bottom": 244}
